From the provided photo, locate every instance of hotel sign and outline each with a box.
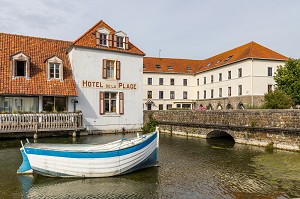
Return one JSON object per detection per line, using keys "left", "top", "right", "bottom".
{"left": 81, "top": 80, "right": 137, "bottom": 90}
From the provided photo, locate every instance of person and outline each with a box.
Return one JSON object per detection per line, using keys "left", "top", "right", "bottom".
{"left": 197, "top": 104, "right": 206, "bottom": 110}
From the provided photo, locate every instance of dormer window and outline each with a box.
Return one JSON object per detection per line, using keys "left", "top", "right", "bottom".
{"left": 96, "top": 27, "right": 110, "bottom": 47}
{"left": 186, "top": 66, "right": 191, "bottom": 70}
{"left": 168, "top": 66, "right": 173, "bottom": 70}
{"left": 46, "top": 56, "right": 63, "bottom": 81}
{"left": 11, "top": 52, "right": 30, "bottom": 79}
{"left": 207, "top": 62, "right": 212, "bottom": 67}
{"left": 114, "top": 31, "right": 129, "bottom": 49}
{"left": 156, "top": 64, "right": 161, "bottom": 68}
{"left": 216, "top": 60, "right": 222, "bottom": 64}
{"left": 225, "top": 55, "right": 233, "bottom": 62}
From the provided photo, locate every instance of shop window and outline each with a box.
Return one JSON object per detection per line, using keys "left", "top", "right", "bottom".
{"left": 43, "top": 96, "right": 66, "bottom": 112}
{"left": 12, "top": 52, "right": 30, "bottom": 79}
{"left": 102, "top": 59, "right": 120, "bottom": 80}
{"left": 0, "top": 96, "right": 38, "bottom": 113}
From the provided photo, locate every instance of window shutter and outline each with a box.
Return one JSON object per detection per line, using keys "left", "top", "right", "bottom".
{"left": 96, "top": 32, "right": 100, "bottom": 46}
{"left": 99, "top": 92, "right": 105, "bottom": 115}
{"left": 125, "top": 37, "right": 129, "bottom": 50}
{"left": 102, "top": 59, "right": 107, "bottom": 79}
{"left": 113, "top": 35, "right": 117, "bottom": 47}
{"left": 116, "top": 61, "right": 120, "bottom": 80}
{"left": 59, "top": 63, "right": 63, "bottom": 81}
{"left": 26, "top": 60, "right": 30, "bottom": 79}
{"left": 108, "top": 34, "right": 113, "bottom": 47}
{"left": 119, "top": 92, "right": 124, "bottom": 115}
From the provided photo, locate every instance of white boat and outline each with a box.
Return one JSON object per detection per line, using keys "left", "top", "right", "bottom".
{"left": 17, "top": 128, "right": 159, "bottom": 177}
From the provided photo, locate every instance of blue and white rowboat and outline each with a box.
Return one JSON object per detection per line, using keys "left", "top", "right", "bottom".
{"left": 17, "top": 128, "right": 159, "bottom": 177}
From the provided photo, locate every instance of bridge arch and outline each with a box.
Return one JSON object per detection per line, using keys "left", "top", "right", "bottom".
{"left": 206, "top": 130, "right": 235, "bottom": 141}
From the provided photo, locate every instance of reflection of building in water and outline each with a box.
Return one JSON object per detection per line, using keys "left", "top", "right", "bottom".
{"left": 18, "top": 167, "right": 158, "bottom": 198}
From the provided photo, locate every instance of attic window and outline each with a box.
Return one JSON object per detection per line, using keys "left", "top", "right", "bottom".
{"left": 96, "top": 27, "right": 110, "bottom": 47}
{"left": 216, "top": 60, "right": 222, "bottom": 64}
{"left": 168, "top": 66, "right": 173, "bottom": 70}
{"left": 225, "top": 56, "right": 233, "bottom": 62}
{"left": 207, "top": 62, "right": 212, "bottom": 67}
{"left": 186, "top": 66, "right": 191, "bottom": 70}
{"left": 156, "top": 64, "right": 161, "bottom": 68}
{"left": 12, "top": 52, "right": 30, "bottom": 79}
{"left": 116, "top": 36, "right": 124, "bottom": 48}
{"left": 46, "top": 56, "right": 63, "bottom": 81}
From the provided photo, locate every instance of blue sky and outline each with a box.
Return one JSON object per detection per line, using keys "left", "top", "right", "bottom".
{"left": 0, "top": 0, "right": 299, "bottom": 59}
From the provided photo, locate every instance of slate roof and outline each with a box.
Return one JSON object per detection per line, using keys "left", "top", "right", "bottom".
{"left": 0, "top": 32, "right": 77, "bottom": 96}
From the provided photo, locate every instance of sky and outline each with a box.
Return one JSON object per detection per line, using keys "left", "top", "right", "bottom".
{"left": 0, "top": 0, "right": 299, "bottom": 60}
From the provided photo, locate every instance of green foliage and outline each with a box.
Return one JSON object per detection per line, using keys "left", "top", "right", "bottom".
{"left": 263, "top": 89, "right": 294, "bottom": 109}
{"left": 265, "top": 141, "right": 274, "bottom": 152}
{"left": 274, "top": 58, "right": 300, "bottom": 104}
{"left": 142, "top": 114, "right": 158, "bottom": 133}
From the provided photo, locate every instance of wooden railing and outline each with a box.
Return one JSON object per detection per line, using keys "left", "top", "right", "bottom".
{"left": 0, "top": 113, "right": 83, "bottom": 133}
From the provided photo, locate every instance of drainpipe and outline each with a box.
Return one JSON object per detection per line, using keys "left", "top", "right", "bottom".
{"left": 251, "top": 58, "right": 254, "bottom": 107}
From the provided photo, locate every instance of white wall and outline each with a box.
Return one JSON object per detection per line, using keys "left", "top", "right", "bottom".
{"left": 69, "top": 47, "right": 143, "bottom": 131}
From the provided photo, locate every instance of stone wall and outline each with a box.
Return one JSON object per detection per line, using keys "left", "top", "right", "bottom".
{"left": 144, "top": 110, "right": 300, "bottom": 151}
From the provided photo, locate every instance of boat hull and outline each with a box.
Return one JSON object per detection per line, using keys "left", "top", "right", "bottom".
{"left": 18, "top": 132, "right": 159, "bottom": 178}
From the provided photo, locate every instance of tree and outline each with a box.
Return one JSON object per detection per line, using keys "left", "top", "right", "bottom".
{"left": 264, "top": 89, "right": 294, "bottom": 109}
{"left": 274, "top": 58, "right": 300, "bottom": 104}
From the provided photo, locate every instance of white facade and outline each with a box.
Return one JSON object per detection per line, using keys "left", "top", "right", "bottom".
{"left": 143, "top": 59, "right": 285, "bottom": 110}
{"left": 69, "top": 47, "right": 143, "bottom": 131}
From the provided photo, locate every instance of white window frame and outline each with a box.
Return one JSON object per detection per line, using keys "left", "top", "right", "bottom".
{"left": 97, "top": 27, "right": 110, "bottom": 47}
{"left": 12, "top": 52, "right": 30, "bottom": 79}
{"left": 46, "top": 56, "right": 63, "bottom": 81}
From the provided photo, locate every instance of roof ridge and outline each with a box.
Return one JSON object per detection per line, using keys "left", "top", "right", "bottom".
{"left": 0, "top": 32, "right": 72, "bottom": 43}
{"left": 144, "top": 56, "right": 202, "bottom": 61}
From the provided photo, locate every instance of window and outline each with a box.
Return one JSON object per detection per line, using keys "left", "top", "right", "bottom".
{"left": 183, "top": 79, "right": 187, "bottom": 86}
{"left": 43, "top": 96, "right": 67, "bottom": 112}
{"left": 219, "top": 73, "right": 222, "bottom": 81}
{"left": 147, "top": 104, "right": 152, "bottom": 110}
{"left": 238, "top": 68, "right": 242, "bottom": 78}
{"left": 156, "top": 64, "right": 161, "bottom": 68}
{"left": 186, "top": 66, "right": 191, "bottom": 70}
{"left": 183, "top": 91, "right": 188, "bottom": 99}
{"left": 204, "top": 90, "right": 206, "bottom": 99}
{"left": 268, "top": 67, "right": 273, "bottom": 76}
{"left": 99, "top": 92, "right": 123, "bottom": 115}
{"left": 102, "top": 59, "right": 120, "bottom": 80}
{"left": 167, "top": 104, "right": 172, "bottom": 110}
{"left": 219, "top": 88, "right": 222, "bottom": 97}
{"left": 159, "top": 91, "right": 164, "bottom": 99}
{"left": 12, "top": 52, "right": 30, "bottom": 79}
{"left": 49, "top": 63, "right": 60, "bottom": 79}
{"left": 100, "top": 33, "right": 108, "bottom": 46}
{"left": 147, "top": 91, "right": 152, "bottom": 99}
{"left": 168, "top": 66, "right": 173, "bottom": 70}
{"left": 176, "top": 104, "right": 181, "bottom": 108}
{"left": 170, "top": 78, "right": 175, "bottom": 85}
{"left": 225, "top": 55, "right": 233, "bottom": 62}
{"left": 159, "top": 78, "right": 164, "bottom": 85}
{"left": 228, "top": 87, "right": 232, "bottom": 96}
{"left": 268, "top": 84, "right": 273, "bottom": 93}
{"left": 207, "top": 62, "right": 212, "bottom": 67}
{"left": 238, "top": 85, "right": 242, "bottom": 95}
{"left": 211, "top": 75, "right": 214, "bottom": 83}
{"left": 159, "top": 104, "right": 163, "bottom": 110}
{"left": 46, "top": 56, "right": 63, "bottom": 81}
{"left": 170, "top": 91, "right": 175, "bottom": 99}
{"left": 211, "top": 89, "right": 214, "bottom": 98}
{"left": 104, "top": 92, "right": 117, "bottom": 113}
{"left": 204, "top": 77, "right": 207, "bottom": 84}
{"left": 197, "top": 78, "right": 199, "bottom": 86}
{"left": 0, "top": 96, "right": 38, "bottom": 113}
{"left": 216, "top": 60, "right": 222, "bottom": 64}
{"left": 116, "top": 36, "right": 124, "bottom": 48}
{"left": 228, "top": 71, "right": 231, "bottom": 79}
{"left": 148, "top": 78, "right": 152, "bottom": 85}
{"left": 197, "top": 91, "right": 199, "bottom": 99}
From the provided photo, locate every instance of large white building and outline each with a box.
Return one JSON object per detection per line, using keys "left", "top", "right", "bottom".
{"left": 143, "top": 42, "right": 288, "bottom": 110}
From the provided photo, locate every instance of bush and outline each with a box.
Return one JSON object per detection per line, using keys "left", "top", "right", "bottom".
{"left": 142, "top": 114, "right": 158, "bottom": 133}
{"left": 263, "top": 89, "right": 294, "bottom": 109}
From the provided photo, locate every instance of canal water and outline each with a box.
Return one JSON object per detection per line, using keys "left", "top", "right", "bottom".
{"left": 0, "top": 133, "right": 300, "bottom": 199}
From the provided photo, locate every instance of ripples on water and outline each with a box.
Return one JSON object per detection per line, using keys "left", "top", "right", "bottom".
{"left": 0, "top": 133, "right": 299, "bottom": 198}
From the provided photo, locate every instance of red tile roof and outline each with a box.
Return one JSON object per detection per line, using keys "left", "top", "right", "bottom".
{"left": 143, "top": 57, "right": 201, "bottom": 74}
{"left": 72, "top": 20, "right": 145, "bottom": 56}
{"left": 144, "top": 41, "right": 288, "bottom": 74}
{"left": 0, "top": 33, "right": 77, "bottom": 96}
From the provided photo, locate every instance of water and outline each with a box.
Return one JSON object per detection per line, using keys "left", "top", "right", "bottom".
{"left": 0, "top": 133, "right": 300, "bottom": 199}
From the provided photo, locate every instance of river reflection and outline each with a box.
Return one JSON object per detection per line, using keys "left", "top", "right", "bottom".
{"left": 0, "top": 133, "right": 300, "bottom": 199}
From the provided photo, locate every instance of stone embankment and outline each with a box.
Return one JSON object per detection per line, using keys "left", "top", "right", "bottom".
{"left": 144, "top": 110, "right": 300, "bottom": 152}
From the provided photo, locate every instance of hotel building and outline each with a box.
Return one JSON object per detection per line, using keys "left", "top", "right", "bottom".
{"left": 143, "top": 42, "right": 288, "bottom": 110}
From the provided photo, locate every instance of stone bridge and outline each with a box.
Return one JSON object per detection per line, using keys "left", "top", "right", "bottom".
{"left": 144, "top": 110, "right": 300, "bottom": 152}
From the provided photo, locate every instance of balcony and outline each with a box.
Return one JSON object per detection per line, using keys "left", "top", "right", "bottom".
{"left": 0, "top": 113, "right": 83, "bottom": 133}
